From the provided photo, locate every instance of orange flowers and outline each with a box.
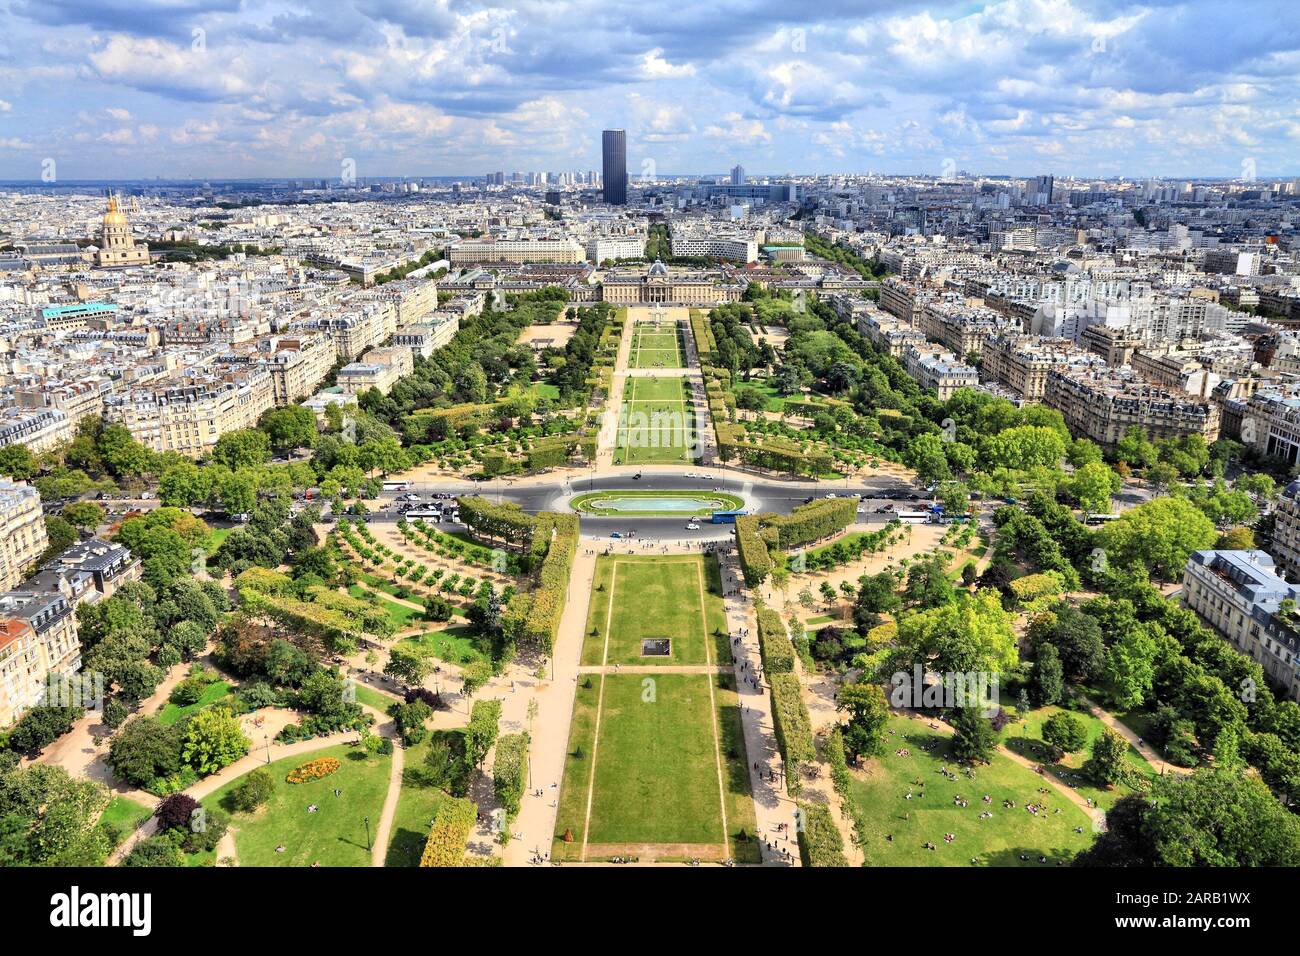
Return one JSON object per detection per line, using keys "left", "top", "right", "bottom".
{"left": 286, "top": 757, "right": 341, "bottom": 784}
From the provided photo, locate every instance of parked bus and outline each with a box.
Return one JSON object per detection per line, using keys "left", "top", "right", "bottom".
{"left": 895, "top": 511, "right": 931, "bottom": 524}
{"left": 404, "top": 509, "right": 444, "bottom": 521}
{"left": 382, "top": 480, "right": 411, "bottom": 493}
{"left": 1084, "top": 512, "right": 1122, "bottom": 525}
{"left": 711, "top": 510, "right": 746, "bottom": 524}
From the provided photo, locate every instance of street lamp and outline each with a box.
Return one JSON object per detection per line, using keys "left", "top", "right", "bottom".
{"left": 364, "top": 815, "right": 371, "bottom": 851}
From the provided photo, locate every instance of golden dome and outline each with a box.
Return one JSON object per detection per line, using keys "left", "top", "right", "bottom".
{"left": 103, "top": 195, "right": 128, "bottom": 227}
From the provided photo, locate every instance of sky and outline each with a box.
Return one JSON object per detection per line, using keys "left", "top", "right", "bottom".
{"left": 0, "top": 0, "right": 1298, "bottom": 181}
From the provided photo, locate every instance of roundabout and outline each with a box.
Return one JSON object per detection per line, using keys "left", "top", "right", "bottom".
{"left": 568, "top": 488, "right": 746, "bottom": 517}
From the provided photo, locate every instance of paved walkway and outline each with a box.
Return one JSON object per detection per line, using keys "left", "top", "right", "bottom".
{"left": 717, "top": 552, "right": 801, "bottom": 866}
{"left": 1078, "top": 693, "right": 1192, "bottom": 777}
{"left": 503, "top": 550, "right": 597, "bottom": 865}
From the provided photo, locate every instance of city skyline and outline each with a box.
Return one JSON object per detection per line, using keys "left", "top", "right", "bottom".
{"left": 0, "top": 1, "right": 1298, "bottom": 181}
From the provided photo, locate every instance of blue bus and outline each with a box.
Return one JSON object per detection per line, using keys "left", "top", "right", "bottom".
{"left": 711, "top": 510, "right": 746, "bottom": 524}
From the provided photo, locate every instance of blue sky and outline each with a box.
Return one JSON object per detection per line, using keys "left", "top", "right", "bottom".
{"left": 0, "top": 0, "right": 1298, "bottom": 180}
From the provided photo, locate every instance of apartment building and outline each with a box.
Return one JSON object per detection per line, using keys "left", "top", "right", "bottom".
{"left": 0, "top": 590, "right": 80, "bottom": 727}
{"left": 449, "top": 236, "right": 585, "bottom": 265}
{"left": 0, "top": 480, "right": 48, "bottom": 594}
{"left": 13, "top": 378, "right": 110, "bottom": 429}
{"left": 853, "top": 303, "right": 928, "bottom": 358}
{"left": 919, "top": 300, "right": 1008, "bottom": 359}
{"left": 0, "top": 407, "right": 73, "bottom": 454}
{"left": 1130, "top": 349, "right": 1220, "bottom": 399}
{"left": 392, "top": 313, "right": 459, "bottom": 359}
{"left": 1271, "top": 480, "right": 1300, "bottom": 581}
{"left": 903, "top": 344, "right": 980, "bottom": 401}
{"left": 1241, "top": 392, "right": 1300, "bottom": 465}
{"left": 104, "top": 368, "right": 277, "bottom": 457}
{"left": 587, "top": 236, "right": 647, "bottom": 264}
{"left": 1182, "top": 549, "right": 1300, "bottom": 703}
{"left": 337, "top": 345, "right": 414, "bottom": 397}
{"left": 980, "top": 334, "right": 1103, "bottom": 401}
{"left": 1043, "top": 366, "right": 1220, "bottom": 448}
{"left": 667, "top": 226, "right": 759, "bottom": 263}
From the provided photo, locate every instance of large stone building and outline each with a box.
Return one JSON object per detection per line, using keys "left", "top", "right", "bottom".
{"left": 1043, "top": 367, "right": 1220, "bottom": 448}
{"left": 0, "top": 480, "right": 47, "bottom": 594}
{"left": 104, "top": 368, "right": 277, "bottom": 457}
{"left": 0, "top": 590, "right": 80, "bottom": 727}
{"left": 600, "top": 260, "right": 742, "bottom": 305}
{"left": 93, "top": 195, "right": 150, "bottom": 268}
{"left": 337, "top": 345, "right": 414, "bottom": 397}
{"left": 1182, "top": 550, "right": 1300, "bottom": 703}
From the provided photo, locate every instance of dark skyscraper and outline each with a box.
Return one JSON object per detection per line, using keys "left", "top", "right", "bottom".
{"left": 602, "top": 129, "right": 627, "bottom": 205}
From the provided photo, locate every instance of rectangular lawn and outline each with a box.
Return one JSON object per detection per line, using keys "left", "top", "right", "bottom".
{"left": 631, "top": 323, "right": 684, "bottom": 368}
{"left": 617, "top": 375, "right": 697, "bottom": 465}
{"left": 580, "top": 555, "right": 729, "bottom": 666}
{"left": 583, "top": 673, "right": 726, "bottom": 854}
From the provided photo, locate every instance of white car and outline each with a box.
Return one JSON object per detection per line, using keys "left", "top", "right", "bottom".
{"left": 686, "top": 522, "right": 701, "bottom": 530}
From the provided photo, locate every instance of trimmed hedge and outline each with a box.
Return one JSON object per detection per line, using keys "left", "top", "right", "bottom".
{"left": 765, "top": 497, "right": 858, "bottom": 550}
{"left": 770, "top": 672, "right": 816, "bottom": 781}
{"left": 418, "top": 798, "right": 477, "bottom": 867}
{"left": 796, "top": 801, "right": 849, "bottom": 867}
{"left": 757, "top": 607, "right": 795, "bottom": 674}
{"left": 736, "top": 514, "right": 774, "bottom": 586}
{"left": 522, "top": 513, "right": 578, "bottom": 653}
{"left": 457, "top": 495, "right": 537, "bottom": 548}
{"left": 492, "top": 732, "right": 530, "bottom": 818}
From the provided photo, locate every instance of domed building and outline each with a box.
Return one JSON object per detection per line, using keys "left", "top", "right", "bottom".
{"left": 94, "top": 194, "right": 150, "bottom": 268}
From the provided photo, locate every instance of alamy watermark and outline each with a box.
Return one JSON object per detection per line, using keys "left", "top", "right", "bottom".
{"left": 889, "top": 666, "right": 999, "bottom": 717}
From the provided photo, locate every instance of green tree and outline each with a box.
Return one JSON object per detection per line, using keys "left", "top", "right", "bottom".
{"left": 1041, "top": 711, "right": 1087, "bottom": 758}
{"left": 1098, "top": 495, "right": 1217, "bottom": 580}
{"left": 180, "top": 707, "right": 250, "bottom": 776}
{"left": 1066, "top": 461, "right": 1120, "bottom": 514}
{"left": 0, "top": 444, "right": 38, "bottom": 480}
{"left": 836, "top": 682, "right": 889, "bottom": 760}
{"left": 1085, "top": 728, "right": 1131, "bottom": 787}
{"left": 950, "top": 706, "right": 998, "bottom": 763}
{"left": 61, "top": 500, "right": 105, "bottom": 530}
{"left": 211, "top": 429, "right": 271, "bottom": 471}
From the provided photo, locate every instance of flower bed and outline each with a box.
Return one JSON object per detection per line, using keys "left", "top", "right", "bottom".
{"left": 286, "top": 757, "right": 341, "bottom": 784}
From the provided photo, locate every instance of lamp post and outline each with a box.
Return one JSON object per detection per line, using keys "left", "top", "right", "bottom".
{"left": 364, "top": 815, "right": 371, "bottom": 851}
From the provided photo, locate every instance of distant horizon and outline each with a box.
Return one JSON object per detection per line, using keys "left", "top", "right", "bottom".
{"left": 1, "top": 170, "right": 1295, "bottom": 189}
{"left": 1, "top": 1, "right": 1298, "bottom": 180}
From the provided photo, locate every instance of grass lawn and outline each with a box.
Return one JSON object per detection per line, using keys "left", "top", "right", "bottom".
{"left": 630, "top": 323, "right": 684, "bottom": 368}
{"left": 847, "top": 716, "right": 1095, "bottom": 866}
{"left": 352, "top": 683, "right": 399, "bottom": 713}
{"left": 157, "top": 681, "right": 231, "bottom": 727}
{"left": 580, "top": 555, "right": 730, "bottom": 666}
{"left": 733, "top": 379, "right": 788, "bottom": 413}
{"left": 583, "top": 673, "right": 726, "bottom": 852}
{"left": 203, "top": 744, "right": 392, "bottom": 867}
{"left": 98, "top": 795, "right": 152, "bottom": 848}
{"left": 616, "top": 375, "right": 697, "bottom": 465}
{"left": 714, "top": 673, "right": 761, "bottom": 863}
{"left": 383, "top": 735, "right": 452, "bottom": 867}
{"left": 204, "top": 527, "right": 230, "bottom": 556}
{"left": 396, "top": 626, "right": 489, "bottom": 667}
{"left": 551, "top": 675, "right": 601, "bottom": 861}
{"left": 1003, "top": 704, "right": 1156, "bottom": 810}
{"left": 348, "top": 585, "right": 423, "bottom": 629}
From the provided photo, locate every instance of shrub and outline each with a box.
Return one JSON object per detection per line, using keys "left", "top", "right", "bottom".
{"left": 795, "top": 802, "right": 848, "bottom": 867}
{"left": 155, "top": 793, "right": 202, "bottom": 833}
{"left": 230, "top": 768, "right": 274, "bottom": 811}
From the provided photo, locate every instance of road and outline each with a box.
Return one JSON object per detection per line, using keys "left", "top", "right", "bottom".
{"left": 362, "top": 467, "right": 924, "bottom": 542}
